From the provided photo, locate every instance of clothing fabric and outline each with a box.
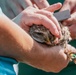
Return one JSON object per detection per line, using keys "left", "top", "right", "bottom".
{"left": 18, "top": 0, "right": 76, "bottom": 75}
{"left": 0, "top": 56, "right": 18, "bottom": 75}
{"left": 0, "top": 8, "right": 18, "bottom": 75}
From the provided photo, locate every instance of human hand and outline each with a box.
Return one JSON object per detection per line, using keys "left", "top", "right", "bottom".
{"left": 21, "top": 43, "right": 76, "bottom": 72}
{"left": 0, "top": 13, "right": 76, "bottom": 73}
{"left": 0, "top": 13, "right": 68, "bottom": 73}
{"left": 0, "top": 0, "right": 49, "bottom": 18}
{"left": 63, "top": 12, "right": 76, "bottom": 39}
{"left": 13, "top": 3, "right": 62, "bottom": 38}
{"left": 60, "top": 0, "right": 76, "bottom": 12}
{"left": 60, "top": 0, "right": 76, "bottom": 39}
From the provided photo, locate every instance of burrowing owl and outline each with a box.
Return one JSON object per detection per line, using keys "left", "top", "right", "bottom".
{"left": 29, "top": 23, "right": 71, "bottom": 46}
{"left": 29, "top": 23, "right": 76, "bottom": 64}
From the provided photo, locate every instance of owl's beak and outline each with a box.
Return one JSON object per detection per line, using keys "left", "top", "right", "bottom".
{"left": 46, "top": 41, "right": 51, "bottom": 45}
{"left": 46, "top": 38, "right": 51, "bottom": 45}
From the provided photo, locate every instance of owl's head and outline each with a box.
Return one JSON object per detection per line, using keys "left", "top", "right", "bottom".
{"left": 29, "top": 24, "right": 56, "bottom": 45}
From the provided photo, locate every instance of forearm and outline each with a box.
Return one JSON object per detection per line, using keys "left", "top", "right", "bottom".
{"left": 0, "top": 14, "right": 35, "bottom": 61}
{"left": 1, "top": 14, "right": 76, "bottom": 72}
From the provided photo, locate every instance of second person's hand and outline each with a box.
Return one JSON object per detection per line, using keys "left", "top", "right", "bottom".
{"left": 60, "top": 0, "right": 76, "bottom": 39}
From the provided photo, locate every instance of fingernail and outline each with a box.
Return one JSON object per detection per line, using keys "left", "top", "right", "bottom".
{"left": 55, "top": 30, "right": 60, "bottom": 37}
{"left": 59, "top": 31, "right": 62, "bottom": 38}
{"left": 54, "top": 38, "right": 59, "bottom": 44}
{"left": 63, "top": 22, "right": 67, "bottom": 25}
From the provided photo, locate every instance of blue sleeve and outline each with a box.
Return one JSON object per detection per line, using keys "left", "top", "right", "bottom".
{"left": 0, "top": 7, "right": 18, "bottom": 75}
{"left": 0, "top": 56, "right": 18, "bottom": 75}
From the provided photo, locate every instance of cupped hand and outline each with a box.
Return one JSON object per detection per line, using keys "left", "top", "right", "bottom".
{"left": 21, "top": 42, "right": 76, "bottom": 72}
{"left": 13, "top": 3, "right": 62, "bottom": 38}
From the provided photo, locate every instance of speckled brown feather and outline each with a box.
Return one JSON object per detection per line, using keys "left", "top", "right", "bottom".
{"left": 29, "top": 23, "right": 76, "bottom": 64}
{"left": 29, "top": 23, "right": 71, "bottom": 47}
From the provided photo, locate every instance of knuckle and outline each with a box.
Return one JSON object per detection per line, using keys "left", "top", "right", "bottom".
{"left": 52, "top": 70, "right": 61, "bottom": 73}
{"left": 54, "top": 69, "right": 62, "bottom": 73}
{"left": 47, "top": 68, "right": 61, "bottom": 73}
{"left": 47, "top": 13, "right": 53, "bottom": 18}
{"left": 44, "top": 69, "right": 52, "bottom": 72}
{"left": 35, "top": 15, "right": 45, "bottom": 24}
{"left": 40, "top": 15, "right": 47, "bottom": 22}
{"left": 44, "top": 68, "right": 62, "bottom": 73}
{"left": 22, "top": 10, "right": 28, "bottom": 16}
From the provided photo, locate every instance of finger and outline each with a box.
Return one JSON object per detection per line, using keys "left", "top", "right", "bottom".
{"left": 68, "top": 24, "right": 76, "bottom": 39}
{"left": 32, "top": 0, "right": 49, "bottom": 9}
{"left": 60, "top": 1, "right": 71, "bottom": 12}
{"left": 36, "top": 10, "right": 61, "bottom": 37}
{"left": 64, "top": 44, "right": 76, "bottom": 62}
{"left": 63, "top": 12, "right": 76, "bottom": 26}
{"left": 60, "top": 0, "right": 76, "bottom": 13}
{"left": 25, "top": 13, "right": 60, "bottom": 37}
{"left": 44, "top": 2, "right": 62, "bottom": 12}
{"left": 66, "top": 44, "right": 76, "bottom": 54}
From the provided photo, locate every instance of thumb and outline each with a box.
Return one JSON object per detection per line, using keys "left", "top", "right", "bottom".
{"left": 60, "top": 0, "right": 75, "bottom": 12}
{"left": 60, "top": 1, "right": 71, "bottom": 12}
{"left": 63, "top": 12, "right": 76, "bottom": 26}
{"left": 44, "top": 2, "right": 62, "bottom": 12}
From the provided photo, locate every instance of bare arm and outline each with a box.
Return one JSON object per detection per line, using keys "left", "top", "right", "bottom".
{"left": 0, "top": 13, "right": 71, "bottom": 72}
{"left": 0, "top": 13, "right": 35, "bottom": 61}
{"left": 0, "top": 8, "right": 76, "bottom": 73}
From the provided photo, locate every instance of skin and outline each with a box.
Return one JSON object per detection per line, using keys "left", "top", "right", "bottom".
{"left": 13, "top": 4, "right": 62, "bottom": 38}
{"left": 0, "top": 7, "right": 76, "bottom": 73}
{"left": 0, "top": 0, "right": 76, "bottom": 72}
{"left": 1, "top": 0, "right": 76, "bottom": 39}
{"left": 60, "top": 0, "right": 76, "bottom": 39}
{"left": 0, "top": 0, "right": 62, "bottom": 37}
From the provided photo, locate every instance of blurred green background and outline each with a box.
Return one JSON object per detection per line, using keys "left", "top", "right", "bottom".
{"left": 18, "top": 0, "right": 76, "bottom": 75}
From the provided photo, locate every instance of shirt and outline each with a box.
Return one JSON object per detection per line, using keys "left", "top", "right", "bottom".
{"left": 0, "top": 56, "right": 18, "bottom": 75}
{"left": 0, "top": 8, "right": 18, "bottom": 75}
